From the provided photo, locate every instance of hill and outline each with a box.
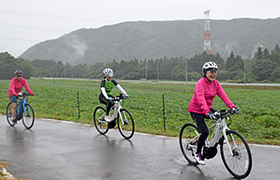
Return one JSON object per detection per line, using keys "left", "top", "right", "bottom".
{"left": 19, "top": 18, "right": 280, "bottom": 65}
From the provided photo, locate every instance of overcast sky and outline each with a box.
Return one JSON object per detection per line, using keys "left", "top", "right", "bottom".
{"left": 1, "top": 0, "right": 279, "bottom": 57}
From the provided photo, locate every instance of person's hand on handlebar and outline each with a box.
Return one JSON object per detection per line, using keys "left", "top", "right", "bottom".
{"left": 231, "top": 107, "right": 239, "bottom": 114}
{"left": 123, "top": 94, "right": 129, "bottom": 99}
{"left": 207, "top": 112, "right": 217, "bottom": 120}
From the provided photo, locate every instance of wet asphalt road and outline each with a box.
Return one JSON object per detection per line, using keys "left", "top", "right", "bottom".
{"left": 0, "top": 114, "right": 280, "bottom": 180}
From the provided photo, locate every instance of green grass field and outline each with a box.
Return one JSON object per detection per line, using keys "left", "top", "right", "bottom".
{"left": 0, "top": 79, "right": 279, "bottom": 145}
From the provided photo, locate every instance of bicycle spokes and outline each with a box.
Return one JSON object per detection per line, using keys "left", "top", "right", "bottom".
{"left": 22, "top": 104, "right": 35, "bottom": 129}
{"left": 220, "top": 130, "right": 252, "bottom": 179}
{"left": 179, "top": 123, "right": 200, "bottom": 165}
{"left": 117, "top": 109, "right": 134, "bottom": 139}
{"left": 93, "top": 106, "right": 109, "bottom": 135}
{"left": 6, "top": 103, "right": 15, "bottom": 127}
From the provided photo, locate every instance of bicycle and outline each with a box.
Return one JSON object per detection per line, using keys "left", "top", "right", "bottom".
{"left": 6, "top": 92, "right": 35, "bottom": 129}
{"left": 179, "top": 109, "right": 252, "bottom": 179}
{"left": 93, "top": 94, "right": 135, "bottom": 139}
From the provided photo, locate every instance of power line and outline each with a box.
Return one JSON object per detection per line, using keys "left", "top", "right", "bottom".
{"left": 0, "top": 8, "right": 115, "bottom": 23}
{"left": 0, "top": 36, "right": 40, "bottom": 42}
{"left": 0, "top": 22, "right": 67, "bottom": 32}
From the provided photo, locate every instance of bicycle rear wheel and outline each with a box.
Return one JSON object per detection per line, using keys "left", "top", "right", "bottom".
{"left": 22, "top": 104, "right": 35, "bottom": 129}
{"left": 6, "top": 102, "right": 15, "bottom": 127}
{"left": 220, "top": 130, "right": 252, "bottom": 179}
{"left": 179, "top": 123, "right": 200, "bottom": 165}
{"left": 117, "top": 109, "right": 134, "bottom": 139}
{"left": 93, "top": 106, "right": 109, "bottom": 135}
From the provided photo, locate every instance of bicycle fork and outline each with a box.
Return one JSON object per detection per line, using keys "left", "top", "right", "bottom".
{"left": 118, "top": 107, "right": 128, "bottom": 125}
{"left": 222, "top": 126, "right": 237, "bottom": 156}
{"left": 21, "top": 99, "right": 30, "bottom": 118}
{"left": 117, "top": 107, "right": 126, "bottom": 125}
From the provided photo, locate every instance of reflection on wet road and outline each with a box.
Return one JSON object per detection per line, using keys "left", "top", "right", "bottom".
{"left": 1, "top": 115, "right": 279, "bottom": 180}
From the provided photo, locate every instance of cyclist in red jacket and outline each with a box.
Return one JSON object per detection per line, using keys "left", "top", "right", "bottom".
{"left": 8, "top": 70, "right": 34, "bottom": 124}
{"left": 188, "top": 62, "right": 239, "bottom": 165}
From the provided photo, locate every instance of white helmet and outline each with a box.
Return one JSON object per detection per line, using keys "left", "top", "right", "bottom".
{"left": 103, "top": 68, "right": 114, "bottom": 77}
{"left": 202, "top": 62, "right": 218, "bottom": 74}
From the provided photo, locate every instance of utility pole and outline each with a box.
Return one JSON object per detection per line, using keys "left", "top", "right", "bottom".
{"left": 53, "top": 66, "right": 55, "bottom": 84}
{"left": 244, "top": 60, "right": 247, "bottom": 88}
{"left": 145, "top": 60, "right": 148, "bottom": 83}
{"left": 157, "top": 63, "right": 159, "bottom": 80}
{"left": 89, "top": 66, "right": 90, "bottom": 81}
{"left": 186, "top": 59, "right": 188, "bottom": 85}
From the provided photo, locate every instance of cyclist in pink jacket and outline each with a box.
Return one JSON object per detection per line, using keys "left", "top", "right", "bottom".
{"left": 8, "top": 70, "right": 34, "bottom": 124}
{"left": 188, "top": 62, "right": 239, "bottom": 165}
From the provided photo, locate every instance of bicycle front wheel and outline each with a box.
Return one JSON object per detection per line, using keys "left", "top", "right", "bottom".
{"left": 22, "top": 104, "right": 35, "bottom": 129}
{"left": 179, "top": 123, "right": 200, "bottom": 165}
{"left": 117, "top": 109, "right": 134, "bottom": 139}
{"left": 220, "top": 130, "right": 252, "bottom": 179}
{"left": 6, "top": 103, "right": 15, "bottom": 127}
{"left": 93, "top": 106, "right": 109, "bottom": 135}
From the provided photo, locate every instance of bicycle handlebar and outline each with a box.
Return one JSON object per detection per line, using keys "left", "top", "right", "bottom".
{"left": 17, "top": 92, "right": 32, "bottom": 99}
{"left": 212, "top": 109, "right": 238, "bottom": 120}
{"left": 112, "top": 94, "right": 129, "bottom": 101}
{"left": 20, "top": 93, "right": 32, "bottom": 97}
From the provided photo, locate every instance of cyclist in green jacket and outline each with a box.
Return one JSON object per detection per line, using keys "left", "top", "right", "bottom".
{"left": 99, "top": 68, "right": 129, "bottom": 122}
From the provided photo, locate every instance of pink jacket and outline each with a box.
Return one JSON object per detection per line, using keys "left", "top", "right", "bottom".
{"left": 188, "top": 77, "right": 236, "bottom": 115}
{"left": 8, "top": 77, "right": 32, "bottom": 96}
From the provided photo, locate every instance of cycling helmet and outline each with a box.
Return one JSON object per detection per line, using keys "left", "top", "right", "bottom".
{"left": 14, "top": 70, "right": 23, "bottom": 75}
{"left": 202, "top": 62, "right": 218, "bottom": 74}
{"left": 103, "top": 68, "right": 114, "bottom": 77}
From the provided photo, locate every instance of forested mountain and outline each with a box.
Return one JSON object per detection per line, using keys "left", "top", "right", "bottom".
{"left": 19, "top": 18, "right": 280, "bottom": 65}
{"left": 1, "top": 43, "right": 280, "bottom": 82}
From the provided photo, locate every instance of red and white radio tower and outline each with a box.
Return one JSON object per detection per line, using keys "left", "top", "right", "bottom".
{"left": 203, "top": 10, "right": 211, "bottom": 54}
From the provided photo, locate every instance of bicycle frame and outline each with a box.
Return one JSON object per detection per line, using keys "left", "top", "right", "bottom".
{"left": 110, "top": 98, "right": 126, "bottom": 124}
{"left": 206, "top": 115, "right": 236, "bottom": 156}
{"left": 17, "top": 96, "right": 30, "bottom": 118}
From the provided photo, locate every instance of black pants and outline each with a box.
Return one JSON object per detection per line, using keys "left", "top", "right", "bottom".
{"left": 190, "top": 108, "right": 216, "bottom": 154}
{"left": 99, "top": 94, "right": 114, "bottom": 115}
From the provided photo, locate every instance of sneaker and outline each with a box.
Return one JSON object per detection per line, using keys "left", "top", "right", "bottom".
{"left": 195, "top": 153, "right": 205, "bottom": 165}
{"left": 12, "top": 119, "right": 17, "bottom": 125}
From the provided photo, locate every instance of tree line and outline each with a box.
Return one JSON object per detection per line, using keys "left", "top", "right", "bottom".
{"left": 1, "top": 44, "right": 280, "bottom": 82}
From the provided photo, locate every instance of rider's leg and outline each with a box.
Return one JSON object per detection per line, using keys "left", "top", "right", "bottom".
{"left": 9, "top": 95, "right": 17, "bottom": 124}
{"left": 11, "top": 103, "right": 17, "bottom": 120}
{"left": 190, "top": 112, "right": 209, "bottom": 153}
{"left": 99, "top": 94, "right": 113, "bottom": 122}
{"left": 190, "top": 112, "right": 209, "bottom": 164}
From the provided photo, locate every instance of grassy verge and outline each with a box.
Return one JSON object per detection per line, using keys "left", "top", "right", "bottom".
{"left": 0, "top": 79, "right": 279, "bottom": 145}
{"left": 0, "top": 162, "right": 29, "bottom": 180}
